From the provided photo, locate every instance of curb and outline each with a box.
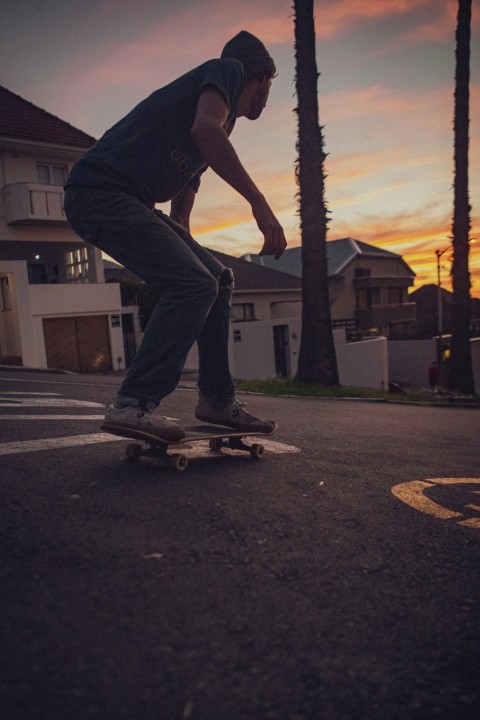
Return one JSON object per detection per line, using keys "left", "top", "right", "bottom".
{"left": 2, "top": 366, "right": 478, "bottom": 408}
{"left": 0, "top": 364, "right": 75, "bottom": 375}
{"left": 235, "top": 389, "right": 480, "bottom": 409}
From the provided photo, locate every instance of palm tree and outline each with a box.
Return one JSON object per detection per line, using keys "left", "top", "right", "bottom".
{"left": 450, "top": 0, "right": 475, "bottom": 394}
{"left": 293, "top": 0, "right": 339, "bottom": 385}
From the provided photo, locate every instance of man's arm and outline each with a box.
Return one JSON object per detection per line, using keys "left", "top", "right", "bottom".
{"left": 170, "top": 186, "right": 196, "bottom": 232}
{"left": 190, "top": 88, "right": 286, "bottom": 259}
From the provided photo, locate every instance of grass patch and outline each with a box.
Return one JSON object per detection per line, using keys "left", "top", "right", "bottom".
{"left": 234, "top": 377, "right": 479, "bottom": 404}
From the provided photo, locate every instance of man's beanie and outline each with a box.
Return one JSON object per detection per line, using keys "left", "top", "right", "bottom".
{"left": 221, "top": 31, "right": 276, "bottom": 78}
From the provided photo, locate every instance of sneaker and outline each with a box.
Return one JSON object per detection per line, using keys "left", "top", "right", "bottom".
{"left": 195, "top": 399, "right": 276, "bottom": 435}
{"left": 102, "top": 404, "right": 186, "bottom": 441}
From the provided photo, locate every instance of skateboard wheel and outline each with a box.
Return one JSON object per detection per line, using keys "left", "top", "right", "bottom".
{"left": 126, "top": 443, "right": 143, "bottom": 459}
{"left": 209, "top": 438, "right": 223, "bottom": 452}
{"left": 169, "top": 453, "right": 188, "bottom": 471}
{"left": 250, "top": 443, "right": 264, "bottom": 459}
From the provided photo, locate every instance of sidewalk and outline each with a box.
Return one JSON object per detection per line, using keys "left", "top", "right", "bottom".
{"left": 0, "top": 364, "right": 199, "bottom": 390}
{"left": 1, "top": 364, "right": 478, "bottom": 407}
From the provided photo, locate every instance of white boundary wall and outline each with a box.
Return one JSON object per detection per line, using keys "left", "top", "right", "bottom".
{"left": 333, "top": 328, "right": 389, "bottom": 390}
{"left": 389, "top": 337, "right": 480, "bottom": 392}
{"left": 186, "top": 318, "right": 389, "bottom": 390}
{"left": 388, "top": 339, "right": 437, "bottom": 387}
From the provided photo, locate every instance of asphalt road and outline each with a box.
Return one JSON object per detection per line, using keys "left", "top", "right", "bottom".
{"left": 1, "top": 370, "right": 479, "bottom": 720}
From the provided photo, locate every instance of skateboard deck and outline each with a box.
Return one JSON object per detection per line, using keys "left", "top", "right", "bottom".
{"left": 101, "top": 422, "right": 276, "bottom": 471}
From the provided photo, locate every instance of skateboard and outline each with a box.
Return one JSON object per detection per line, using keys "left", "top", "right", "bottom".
{"left": 101, "top": 422, "right": 276, "bottom": 471}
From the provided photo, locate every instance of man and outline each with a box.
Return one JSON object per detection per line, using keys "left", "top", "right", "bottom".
{"left": 64, "top": 31, "right": 286, "bottom": 441}
{"left": 428, "top": 361, "right": 440, "bottom": 393}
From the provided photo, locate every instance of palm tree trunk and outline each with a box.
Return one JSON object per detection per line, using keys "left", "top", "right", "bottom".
{"left": 450, "top": 0, "right": 475, "bottom": 394}
{"left": 294, "top": 0, "right": 339, "bottom": 385}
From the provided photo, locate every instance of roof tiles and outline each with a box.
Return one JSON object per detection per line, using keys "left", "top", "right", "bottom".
{"left": 209, "top": 249, "right": 301, "bottom": 291}
{"left": 0, "top": 85, "right": 95, "bottom": 148}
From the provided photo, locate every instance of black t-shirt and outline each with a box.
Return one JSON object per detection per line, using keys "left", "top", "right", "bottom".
{"left": 66, "top": 58, "right": 246, "bottom": 207}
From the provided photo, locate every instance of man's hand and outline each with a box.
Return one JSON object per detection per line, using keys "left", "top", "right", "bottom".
{"left": 252, "top": 199, "right": 287, "bottom": 259}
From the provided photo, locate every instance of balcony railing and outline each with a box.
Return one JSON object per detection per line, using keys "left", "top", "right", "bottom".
{"left": 356, "top": 303, "right": 416, "bottom": 329}
{"left": 2, "top": 182, "right": 67, "bottom": 226}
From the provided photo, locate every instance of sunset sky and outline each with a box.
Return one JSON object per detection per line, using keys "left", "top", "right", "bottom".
{"left": 1, "top": 0, "right": 479, "bottom": 295}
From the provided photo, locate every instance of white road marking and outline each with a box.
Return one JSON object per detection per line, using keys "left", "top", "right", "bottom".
{"left": 0, "top": 415, "right": 104, "bottom": 420}
{"left": 0, "top": 434, "right": 299, "bottom": 458}
{"left": 0, "top": 433, "right": 124, "bottom": 455}
{"left": 0, "top": 391, "right": 62, "bottom": 396}
{"left": 0, "top": 398, "right": 104, "bottom": 407}
{"left": 172, "top": 438, "right": 300, "bottom": 459}
{"left": 0, "top": 376, "right": 145, "bottom": 390}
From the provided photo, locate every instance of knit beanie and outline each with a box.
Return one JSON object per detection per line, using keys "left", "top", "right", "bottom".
{"left": 221, "top": 31, "right": 276, "bottom": 78}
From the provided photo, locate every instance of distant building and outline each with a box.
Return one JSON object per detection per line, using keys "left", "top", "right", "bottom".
{"left": 409, "top": 284, "right": 480, "bottom": 337}
{"left": 244, "top": 237, "right": 417, "bottom": 337}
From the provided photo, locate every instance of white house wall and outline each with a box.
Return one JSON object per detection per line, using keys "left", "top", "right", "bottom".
{"left": 333, "top": 328, "right": 388, "bottom": 390}
{"left": 28, "top": 282, "right": 126, "bottom": 370}
{"left": 29, "top": 283, "right": 122, "bottom": 315}
{"left": 0, "top": 260, "right": 127, "bottom": 370}
{"left": 2, "top": 151, "right": 57, "bottom": 185}
{"left": 235, "top": 321, "right": 388, "bottom": 389}
{"left": 189, "top": 318, "right": 388, "bottom": 390}
{"left": 0, "top": 261, "right": 38, "bottom": 366}
{"left": 232, "top": 320, "right": 278, "bottom": 379}
{"left": 232, "top": 292, "right": 302, "bottom": 321}
{"left": 270, "top": 301, "right": 302, "bottom": 319}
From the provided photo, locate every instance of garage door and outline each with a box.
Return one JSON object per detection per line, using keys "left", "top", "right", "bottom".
{"left": 43, "top": 316, "right": 112, "bottom": 372}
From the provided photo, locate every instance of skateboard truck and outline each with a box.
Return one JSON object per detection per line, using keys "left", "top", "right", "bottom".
{"left": 125, "top": 435, "right": 265, "bottom": 471}
{"left": 125, "top": 441, "right": 190, "bottom": 471}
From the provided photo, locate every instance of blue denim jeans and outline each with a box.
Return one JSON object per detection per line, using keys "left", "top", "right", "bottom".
{"left": 64, "top": 187, "right": 235, "bottom": 408}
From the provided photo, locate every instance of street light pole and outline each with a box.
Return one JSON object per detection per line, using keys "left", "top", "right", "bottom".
{"left": 435, "top": 243, "right": 452, "bottom": 367}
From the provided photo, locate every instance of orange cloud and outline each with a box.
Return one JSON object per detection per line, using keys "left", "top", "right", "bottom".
{"left": 331, "top": 209, "right": 480, "bottom": 294}
{"left": 192, "top": 191, "right": 480, "bottom": 295}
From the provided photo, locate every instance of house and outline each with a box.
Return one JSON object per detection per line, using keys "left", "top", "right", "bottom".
{"left": 409, "top": 283, "right": 480, "bottom": 338}
{"left": 0, "top": 85, "right": 133, "bottom": 372}
{"left": 243, "top": 237, "right": 417, "bottom": 337}
{"left": 208, "top": 249, "right": 302, "bottom": 321}
{"left": 104, "top": 249, "right": 303, "bottom": 324}
{"left": 105, "top": 250, "right": 304, "bottom": 378}
{"left": 103, "top": 245, "right": 408, "bottom": 387}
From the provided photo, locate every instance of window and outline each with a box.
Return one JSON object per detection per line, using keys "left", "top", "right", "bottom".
{"left": 66, "top": 247, "right": 89, "bottom": 283}
{"left": 27, "top": 264, "right": 47, "bottom": 284}
{"left": 37, "top": 164, "right": 67, "bottom": 186}
{"left": 354, "top": 267, "right": 371, "bottom": 278}
{"left": 231, "top": 303, "right": 255, "bottom": 321}
{"left": 0, "top": 277, "right": 12, "bottom": 311}
{"left": 387, "top": 288, "right": 403, "bottom": 305}
{"left": 356, "top": 288, "right": 381, "bottom": 309}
